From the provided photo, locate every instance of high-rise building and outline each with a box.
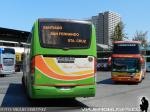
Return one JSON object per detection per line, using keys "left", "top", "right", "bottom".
{"left": 91, "top": 11, "right": 121, "bottom": 46}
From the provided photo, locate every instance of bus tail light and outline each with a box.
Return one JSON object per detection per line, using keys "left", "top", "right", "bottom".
{"left": 0, "top": 64, "right": 3, "bottom": 70}
{"left": 88, "top": 56, "right": 96, "bottom": 73}
{"left": 94, "top": 57, "right": 97, "bottom": 73}
{"left": 108, "top": 57, "right": 112, "bottom": 65}
{"left": 140, "top": 57, "right": 144, "bottom": 64}
{"left": 31, "top": 58, "right": 35, "bottom": 74}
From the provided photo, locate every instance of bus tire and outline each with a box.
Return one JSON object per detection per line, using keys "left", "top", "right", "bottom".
{"left": 22, "top": 76, "right": 26, "bottom": 89}
{"left": 67, "top": 98, "right": 76, "bottom": 100}
{"left": 142, "top": 75, "right": 145, "bottom": 79}
{"left": 1, "top": 74, "right": 5, "bottom": 77}
{"left": 26, "top": 93, "right": 34, "bottom": 102}
{"left": 113, "top": 81, "right": 119, "bottom": 84}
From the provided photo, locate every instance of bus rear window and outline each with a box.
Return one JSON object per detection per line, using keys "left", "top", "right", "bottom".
{"left": 113, "top": 43, "right": 140, "bottom": 54}
{"left": 39, "top": 21, "right": 91, "bottom": 49}
{"left": 3, "top": 58, "right": 14, "bottom": 66}
{"left": 2, "top": 48, "right": 15, "bottom": 54}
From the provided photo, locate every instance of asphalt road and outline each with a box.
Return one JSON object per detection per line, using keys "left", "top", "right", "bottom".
{"left": 0, "top": 72, "right": 149, "bottom": 112}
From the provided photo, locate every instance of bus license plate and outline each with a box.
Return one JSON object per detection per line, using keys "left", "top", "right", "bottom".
{"left": 57, "top": 57, "right": 75, "bottom": 63}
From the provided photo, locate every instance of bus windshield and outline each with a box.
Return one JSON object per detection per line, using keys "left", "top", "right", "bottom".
{"left": 39, "top": 21, "right": 91, "bottom": 49}
{"left": 112, "top": 58, "right": 140, "bottom": 73}
{"left": 2, "top": 48, "right": 15, "bottom": 54}
{"left": 113, "top": 43, "right": 140, "bottom": 54}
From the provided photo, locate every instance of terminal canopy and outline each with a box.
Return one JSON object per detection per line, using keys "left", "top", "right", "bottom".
{"left": 0, "top": 27, "right": 29, "bottom": 43}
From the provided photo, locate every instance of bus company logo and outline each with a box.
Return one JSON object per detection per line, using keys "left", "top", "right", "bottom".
{"left": 140, "top": 97, "right": 149, "bottom": 112}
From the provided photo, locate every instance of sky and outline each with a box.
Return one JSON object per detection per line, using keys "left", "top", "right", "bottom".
{"left": 0, "top": 0, "right": 150, "bottom": 41}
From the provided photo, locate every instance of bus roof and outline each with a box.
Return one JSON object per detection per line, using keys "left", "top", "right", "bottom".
{"left": 38, "top": 18, "right": 92, "bottom": 25}
{"left": 0, "top": 46, "right": 24, "bottom": 53}
{"left": 113, "top": 41, "right": 141, "bottom": 44}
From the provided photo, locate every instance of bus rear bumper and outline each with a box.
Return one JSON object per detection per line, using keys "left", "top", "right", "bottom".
{"left": 111, "top": 76, "right": 141, "bottom": 82}
{"left": 29, "top": 85, "right": 96, "bottom": 99}
{"left": 0, "top": 70, "right": 15, "bottom": 75}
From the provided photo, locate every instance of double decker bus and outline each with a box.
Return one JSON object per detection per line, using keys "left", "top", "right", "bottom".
{"left": 0, "top": 47, "right": 15, "bottom": 76}
{"left": 22, "top": 18, "right": 97, "bottom": 99}
{"left": 109, "top": 41, "right": 146, "bottom": 83}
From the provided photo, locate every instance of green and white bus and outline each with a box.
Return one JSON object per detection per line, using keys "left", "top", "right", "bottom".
{"left": 22, "top": 18, "right": 97, "bottom": 99}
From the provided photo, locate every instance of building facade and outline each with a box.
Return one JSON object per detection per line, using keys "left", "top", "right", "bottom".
{"left": 91, "top": 11, "right": 121, "bottom": 46}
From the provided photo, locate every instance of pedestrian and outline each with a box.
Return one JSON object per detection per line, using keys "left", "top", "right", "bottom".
{"left": 140, "top": 97, "right": 149, "bottom": 112}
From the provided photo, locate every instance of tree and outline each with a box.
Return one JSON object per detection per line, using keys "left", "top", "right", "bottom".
{"left": 132, "top": 31, "right": 148, "bottom": 47}
{"left": 111, "top": 21, "right": 127, "bottom": 42}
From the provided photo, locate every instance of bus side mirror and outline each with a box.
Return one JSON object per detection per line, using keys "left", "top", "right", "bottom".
{"left": 108, "top": 57, "right": 111, "bottom": 65}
